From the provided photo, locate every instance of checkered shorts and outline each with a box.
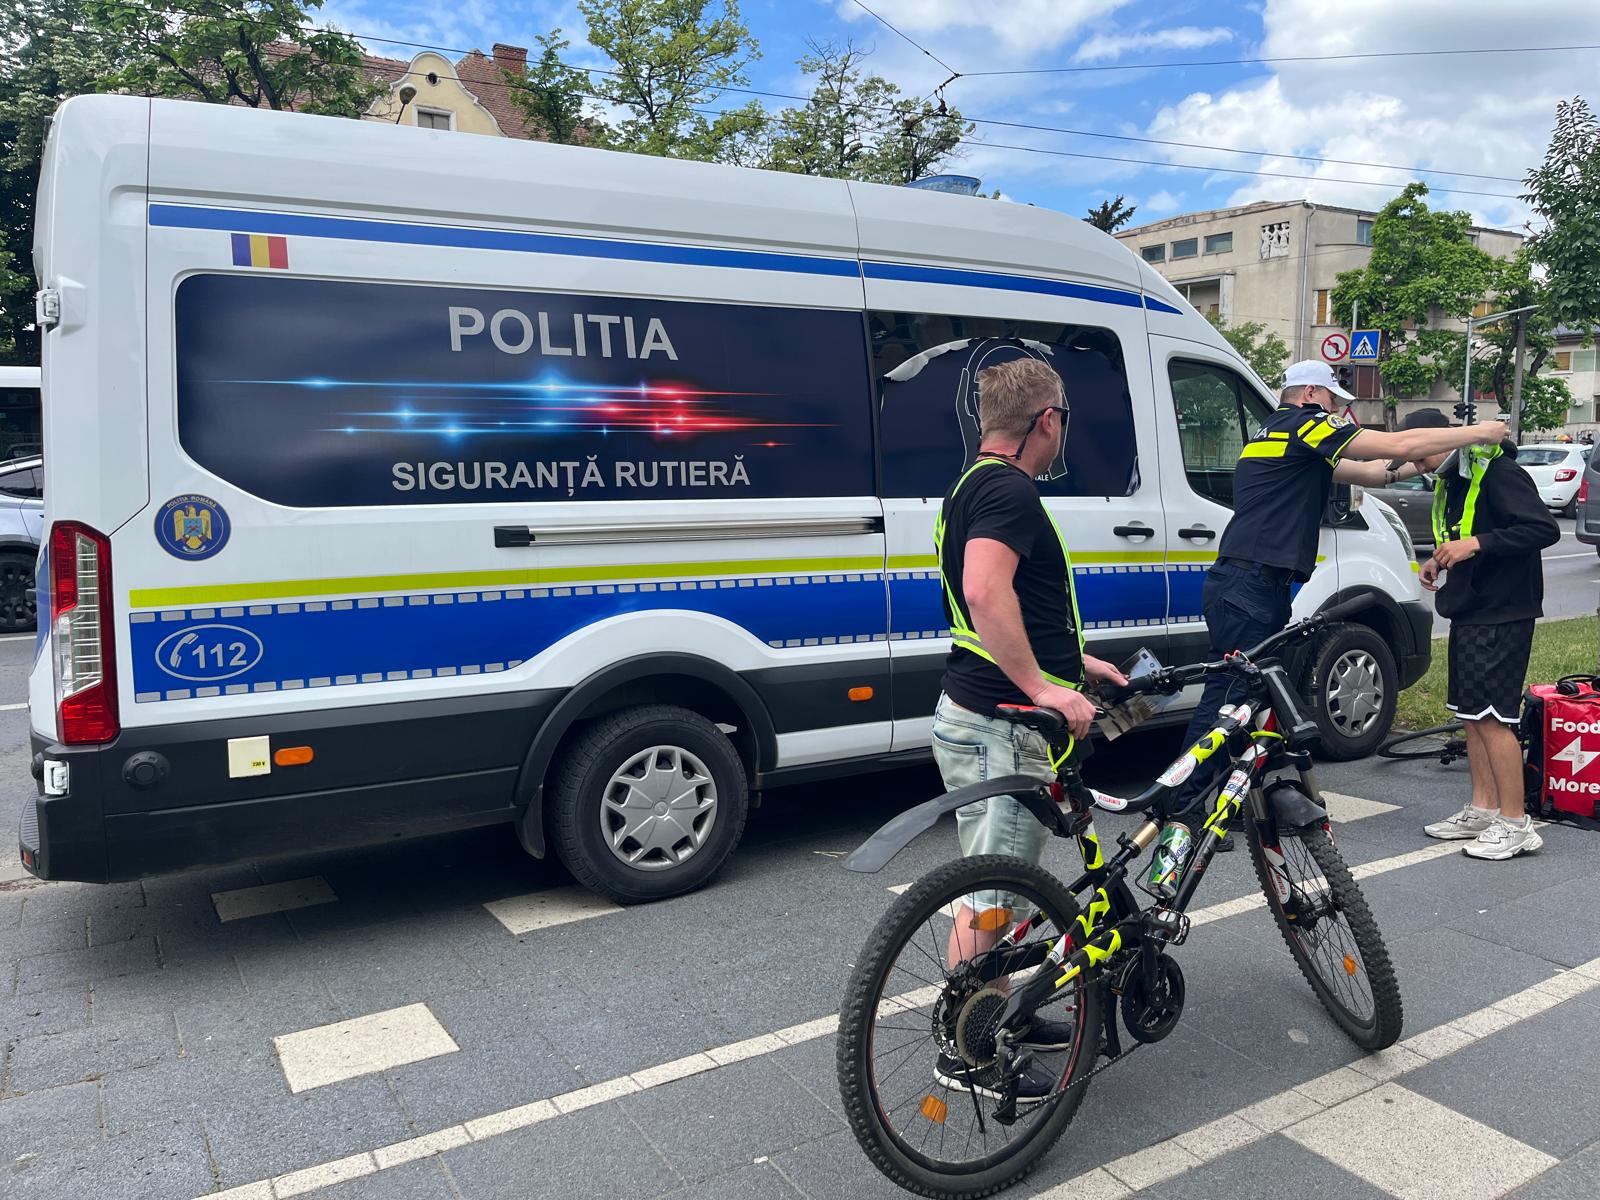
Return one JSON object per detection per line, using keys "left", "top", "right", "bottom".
{"left": 1446, "top": 619, "right": 1535, "bottom": 725}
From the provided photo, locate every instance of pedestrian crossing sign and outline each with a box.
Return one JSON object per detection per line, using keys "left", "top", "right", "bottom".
{"left": 1350, "top": 330, "right": 1380, "bottom": 361}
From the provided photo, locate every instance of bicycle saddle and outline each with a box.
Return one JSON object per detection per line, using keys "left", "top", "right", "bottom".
{"left": 994, "top": 704, "right": 1067, "bottom": 735}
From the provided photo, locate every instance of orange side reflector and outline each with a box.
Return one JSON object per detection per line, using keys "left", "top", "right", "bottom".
{"left": 920, "top": 1094, "right": 949, "bottom": 1124}
{"left": 274, "top": 746, "right": 314, "bottom": 767}
{"left": 969, "top": 907, "right": 1014, "bottom": 933}
{"left": 848, "top": 686, "right": 875, "bottom": 702}
{"left": 1343, "top": 954, "right": 1358, "bottom": 977}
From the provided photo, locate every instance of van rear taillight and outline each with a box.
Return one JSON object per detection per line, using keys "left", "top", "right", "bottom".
{"left": 50, "top": 522, "right": 118, "bottom": 744}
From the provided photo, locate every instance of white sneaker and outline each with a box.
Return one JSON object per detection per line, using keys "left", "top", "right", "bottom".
{"left": 1424, "top": 805, "right": 1497, "bottom": 840}
{"left": 1463, "top": 817, "right": 1544, "bottom": 860}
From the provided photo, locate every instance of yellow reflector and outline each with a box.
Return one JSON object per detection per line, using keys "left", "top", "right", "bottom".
{"left": 848, "top": 686, "right": 875, "bottom": 702}
{"left": 274, "top": 745, "right": 314, "bottom": 767}
{"left": 920, "top": 1095, "right": 949, "bottom": 1124}
{"left": 969, "top": 907, "right": 1014, "bottom": 932}
{"left": 1343, "top": 954, "right": 1358, "bottom": 976}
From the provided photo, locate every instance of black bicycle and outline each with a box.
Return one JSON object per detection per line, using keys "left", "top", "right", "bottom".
{"left": 1378, "top": 722, "right": 1470, "bottom": 764}
{"left": 835, "top": 599, "right": 1403, "bottom": 1199}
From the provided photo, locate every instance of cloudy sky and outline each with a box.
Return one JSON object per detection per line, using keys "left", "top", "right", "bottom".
{"left": 318, "top": 0, "right": 1595, "bottom": 232}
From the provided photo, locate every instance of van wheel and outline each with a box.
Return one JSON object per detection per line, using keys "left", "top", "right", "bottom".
{"left": 1305, "top": 624, "right": 1397, "bottom": 761}
{"left": 548, "top": 704, "right": 749, "bottom": 904}
{"left": 0, "top": 552, "right": 36, "bottom": 633}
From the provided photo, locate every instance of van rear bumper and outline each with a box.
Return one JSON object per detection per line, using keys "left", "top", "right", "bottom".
{"left": 21, "top": 690, "right": 561, "bottom": 883}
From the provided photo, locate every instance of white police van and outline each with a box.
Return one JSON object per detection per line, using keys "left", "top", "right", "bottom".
{"left": 22, "top": 96, "right": 1430, "bottom": 900}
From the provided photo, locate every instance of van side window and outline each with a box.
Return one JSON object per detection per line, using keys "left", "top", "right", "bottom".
{"left": 1168, "top": 360, "right": 1271, "bottom": 507}
{"left": 872, "top": 312, "right": 1139, "bottom": 499}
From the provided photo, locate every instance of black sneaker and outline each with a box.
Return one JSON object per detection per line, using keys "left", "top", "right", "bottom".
{"left": 1015, "top": 1016, "right": 1077, "bottom": 1051}
{"left": 934, "top": 1052, "right": 1056, "bottom": 1105}
{"left": 1215, "top": 830, "right": 1236, "bottom": 853}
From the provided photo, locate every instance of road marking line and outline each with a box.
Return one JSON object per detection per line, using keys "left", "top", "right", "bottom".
{"left": 1321, "top": 791, "right": 1400, "bottom": 822}
{"left": 1283, "top": 1083, "right": 1557, "bottom": 1200}
{"left": 0, "top": 633, "right": 33, "bottom": 642}
{"left": 272, "top": 1002, "right": 460, "bottom": 1094}
{"left": 199, "top": 853, "right": 1596, "bottom": 1200}
{"left": 0, "top": 701, "right": 27, "bottom": 711}
{"left": 1545, "top": 552, "right": 1594, "bottom": 560}
{"left": 1036, "top": 958, "right": 1600, "bottom": 1200}
{"left": 483, "top": 886, "right": 621, "bottom": 935}
{"left": 212, "top": 876, "right": 337, "bottom": 923}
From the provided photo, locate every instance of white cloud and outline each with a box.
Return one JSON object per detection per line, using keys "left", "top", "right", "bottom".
{"left": 1139, "top": 189, "right": 1181, "bottom": 214}
{"left": 833, "top": 0, "right": 1131, "bottom": 65}
{"left": 1074, "top": 26, "right": 1233, "bottom": 64}
{"left": 1136, "top": 0, "right": 1579, "bottom": 229}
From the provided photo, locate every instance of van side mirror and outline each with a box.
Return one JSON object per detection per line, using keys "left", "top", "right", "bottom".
{"left": 1324, "top": 481, "right": 1354, "bottom": 525}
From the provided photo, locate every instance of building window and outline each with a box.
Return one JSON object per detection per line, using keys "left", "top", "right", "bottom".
{"left": 1549, "top": 351, "right": 1573, "bottom": 372}
{"left": 1260, "top": 221, "right": 1291, "bottom": 259}
{"left": 1206, "top": 303, "right": 1220, "bottom": 318}
{"left": 1171, "top": 238, "right": 1198, "bottom": 260}
{"left": 1204, "top": 232, "right": 1233, "bottom": 254}
{"left": 1141, "top": 245, "right": 1166, "bottom": 263}
{"left": 1356, "top": 219, "right": 1373, "bottom": 246}
{"left": 1314, "top": 290, "right": 1330, "bottom": 324}
{"left": 1573, "top": 350, "right": 1597, "bottom": 373}
{"left": 416, "top": 109, "right": 453, "bottom": 130}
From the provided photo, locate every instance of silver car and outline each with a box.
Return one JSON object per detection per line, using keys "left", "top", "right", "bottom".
{"left": 0, "top": 455, "right": 44, "bottom": 631}
{"left": 1578, "top": 445, "right": 1600, "bottom": 559}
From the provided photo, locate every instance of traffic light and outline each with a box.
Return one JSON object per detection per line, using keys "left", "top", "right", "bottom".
{"left": 1453, "top": 401, "right": 1473, "bottom": 421}
{"left": 1336, "top": 365, "right": 1354, "bottom": 393}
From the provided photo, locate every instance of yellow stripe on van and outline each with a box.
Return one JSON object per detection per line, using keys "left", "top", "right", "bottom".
{"left": 129, "top": 554, "right": 890, "bottom": 609}
{"left": 248, "top": 234, "right": 273, "bottom": 268}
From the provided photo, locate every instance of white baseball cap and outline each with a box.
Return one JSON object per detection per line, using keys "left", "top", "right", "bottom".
{"left": 1282, "top": 359, "right": 1354, "bottom": 399}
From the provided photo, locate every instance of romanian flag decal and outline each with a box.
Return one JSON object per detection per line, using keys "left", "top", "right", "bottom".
{"left": 230, "top": 233, "right": 289, "bottom": 269}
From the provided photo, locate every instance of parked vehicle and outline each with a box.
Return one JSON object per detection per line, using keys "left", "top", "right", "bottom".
{"left": 1577, "top": 450, "right": 1600, "bottom": 558}
{"left": 1360, "top": 474, "right": 1435, "bottom": 550}
{"left": 21, "top": 96, "right": 1434, "bottom": 898}
{"left": 0, "top": 453, "right": 44, "bottom": 632}
{"left": 1516, "top": 442, "right": 1590, "bottom": 516}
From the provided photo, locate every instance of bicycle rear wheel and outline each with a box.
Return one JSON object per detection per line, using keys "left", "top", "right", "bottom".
{"left": 1377, "top": 723, "right": 1468, "bottom": 763}
{"left": 1249, "top": 821, "right": 1403, "bottom": 1051}
{"left": 836, "top": 856, "right": 1102, "bottom": 1200}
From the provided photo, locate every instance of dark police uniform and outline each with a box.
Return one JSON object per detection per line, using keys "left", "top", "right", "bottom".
{"left": 1174, "top": 403, "right": 1361, "bottom": 808}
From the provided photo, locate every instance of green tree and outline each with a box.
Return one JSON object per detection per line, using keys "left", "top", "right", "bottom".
{"left": 1084, "top": 195, "right": 1136, "bottom": 232}
{"left": 579, "top": 0, "right": 761, "bottom": 160}
{"left": 1330, "top": 183, "right": 1502, "bottom": 426}
{"left": 505, "top": 30, "right": 599, "bottom": 145}
{"left": 1522, "top": 96, "right": 1600, "bottom": 344}
{"left": 86, "top": 0, "right": 382, "bottom": 116}
{"left": 1206, "top": 313, "right": 1290, "bottom": 386}
{"left": 1, "top": 0, "right": 122, "bottom": 364}
{"left": 767, "top": 40, "right": 967, "bottom": 184}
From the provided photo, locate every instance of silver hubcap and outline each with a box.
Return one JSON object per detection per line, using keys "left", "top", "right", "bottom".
{"left": 1326, "top": 650, "right": 1384, "bottom": 737}
{"left": 601, "top": 745, "right": 719, "bottom": 872}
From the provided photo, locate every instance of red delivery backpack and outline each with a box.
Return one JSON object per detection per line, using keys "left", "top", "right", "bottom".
{"left": 1523, "top": 676, "right": 1600, "bottom": 828}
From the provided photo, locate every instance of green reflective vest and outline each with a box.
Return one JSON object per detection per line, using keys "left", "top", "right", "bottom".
{"left": 933, "top": 456, "right": 1087, "bottom": 690}
{"left": 1431, "top": 444, "right": 1502, "bottom": 545}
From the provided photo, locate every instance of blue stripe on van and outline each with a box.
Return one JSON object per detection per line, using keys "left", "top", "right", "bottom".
{"left": 147, "top": 204, "right": 1182, "bottom": 313}
{"left": 148, "top": 204, "right": 862, "bottom": 279}
{"left": 863, "top": 261, "right": 1181, "bottom": 314}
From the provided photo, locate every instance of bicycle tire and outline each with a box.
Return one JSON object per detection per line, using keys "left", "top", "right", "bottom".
{"left": 1249, "top": 821, "right": 1404, "bottom": 1051}
{"left": 836, "top": 855, "right": 1103, "bottom": 1200}
{"left": 1377, "top": 722, "right": 1468, "bottom": 763}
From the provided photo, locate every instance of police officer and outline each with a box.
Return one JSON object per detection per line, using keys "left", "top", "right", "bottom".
{"left": 1174, "top": 360, "right": 1508, "bottom": 826}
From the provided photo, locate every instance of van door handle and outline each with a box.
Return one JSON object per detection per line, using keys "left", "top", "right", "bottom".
{"left": 1113, "top": 524, "right": 1154, "bottom": 539}
{"left": 1178, "top": 526, "right": 1217, "bottom": 541}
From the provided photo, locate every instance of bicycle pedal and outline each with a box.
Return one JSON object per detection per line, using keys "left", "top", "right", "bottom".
{"left": 1142, "top": 907, "right": 1190, "bottom": 946}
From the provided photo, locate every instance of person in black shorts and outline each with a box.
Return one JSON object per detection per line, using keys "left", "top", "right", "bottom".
{"left": 1406, "top": 409, "right": 1560, "bottom": 858}
{"left": 1172, "top": 360, "right": 1508, "bottom": 838}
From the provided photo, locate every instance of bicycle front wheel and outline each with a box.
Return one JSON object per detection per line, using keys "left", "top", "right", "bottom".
{"left": 1377, "top": 723, "right": 1468, "bottom": 763}
{"left": 1250, "top": 821, "right": 1403, "bottom": 1051}
{"left": 836, "top": 855, "right": 1102, "bottom": 1200}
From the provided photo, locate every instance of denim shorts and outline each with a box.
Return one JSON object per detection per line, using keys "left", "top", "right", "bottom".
{"left": 932, "top": 693, "right": 1055, "bottom": 914}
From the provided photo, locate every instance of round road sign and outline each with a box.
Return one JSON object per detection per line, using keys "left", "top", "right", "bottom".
{"left": 1321, "top": 333, "right": 1349, "bottom": 362}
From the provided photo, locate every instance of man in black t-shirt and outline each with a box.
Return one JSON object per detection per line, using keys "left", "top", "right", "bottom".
{"left": 1173, "top": 359, "right": 1507, "bottom": 824}
{"left": 931, "top": 356, "right": 1127, "bottom": 1105}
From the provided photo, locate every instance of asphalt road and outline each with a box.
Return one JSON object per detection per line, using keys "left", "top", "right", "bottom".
{"left": 3, "top": 624, "right": 1600, "bottom": 1200}
{"left": 1423, "top": 517, "right": 1595, "bottom": 636}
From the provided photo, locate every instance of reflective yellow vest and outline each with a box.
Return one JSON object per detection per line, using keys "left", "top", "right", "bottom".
{"left": 1431, "top": 444, "right": 1503, "bottom": 544}
{"left": 933, "top": 456, "right": 1087, "bottom": 690}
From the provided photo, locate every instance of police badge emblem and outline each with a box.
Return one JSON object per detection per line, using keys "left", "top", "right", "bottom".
{"left": 155, "top": 494, "right": 231, "bottom": 560}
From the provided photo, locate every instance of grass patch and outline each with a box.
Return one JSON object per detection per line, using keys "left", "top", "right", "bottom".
{"left": 1394, "top": 615, "right": 1600, "bottom": 730}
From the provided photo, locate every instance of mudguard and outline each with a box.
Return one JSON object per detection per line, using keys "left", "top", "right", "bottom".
{"left": 1263, "top": 778, "right": 1328, "bottom": 829}
{"left": 843, "top": 774, "right": 1058, "bottom": 874}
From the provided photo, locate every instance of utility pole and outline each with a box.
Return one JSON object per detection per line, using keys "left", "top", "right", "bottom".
{"left": 1510, "top": 312, "right": 1528, "bottom": 444}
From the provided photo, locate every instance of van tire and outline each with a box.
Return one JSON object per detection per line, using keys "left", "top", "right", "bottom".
{"left": 0, "top": 551, "right": 36, "bottom": 633}
{"left": 548, "top": 704, "right": 749, "bottom": 904}
{"left": 1305, "top": 623, "right": 1397, "bottom": 761}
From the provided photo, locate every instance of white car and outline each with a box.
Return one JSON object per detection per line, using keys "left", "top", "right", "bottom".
{"left": 1516, "top": 443, "right": 1591, "bottom": 515}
